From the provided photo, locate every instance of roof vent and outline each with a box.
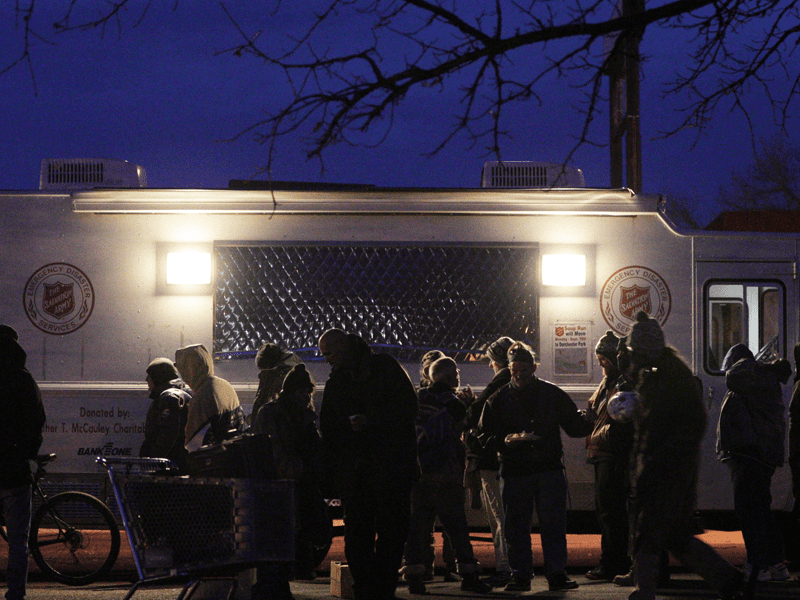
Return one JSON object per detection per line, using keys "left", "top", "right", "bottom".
{"left": 481, "top": 161, "right": 584, "bottom": 188}
{"left": 39, "top": 158, "right": 147, "bottom": 190}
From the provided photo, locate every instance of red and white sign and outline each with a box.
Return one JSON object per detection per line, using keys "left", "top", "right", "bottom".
{"left": 600, "top": 266, "right": 671, "bottom": 336}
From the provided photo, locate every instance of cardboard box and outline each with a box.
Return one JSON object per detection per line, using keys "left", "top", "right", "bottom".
{"left": 330, "top": 561, "right": 354, "bottom": 598}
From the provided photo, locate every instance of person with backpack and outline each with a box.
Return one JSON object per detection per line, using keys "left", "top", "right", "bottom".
{"left": 400, "top": 357, "right": 491, "bottom": 595}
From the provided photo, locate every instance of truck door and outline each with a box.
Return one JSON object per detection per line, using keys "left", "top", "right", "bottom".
{"left": 695, "top": 260, "right": 796, "bottom": 511}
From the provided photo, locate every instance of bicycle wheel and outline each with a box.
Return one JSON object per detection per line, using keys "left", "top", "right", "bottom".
{"left": 29, "top": 491, "right": 121, "bottom": 586}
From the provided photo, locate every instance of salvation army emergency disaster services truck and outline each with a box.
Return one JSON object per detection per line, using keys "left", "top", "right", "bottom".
{"left": 0, "top": 158, "right": 796, "bottom": 525}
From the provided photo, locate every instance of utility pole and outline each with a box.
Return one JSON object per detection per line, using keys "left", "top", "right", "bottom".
{"left": 607, "top": 0, "right": 643, "bottom": 192}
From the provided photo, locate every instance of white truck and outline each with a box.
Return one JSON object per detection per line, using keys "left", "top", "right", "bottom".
{"left": 1, "top": 161, "right": 796, "bottom": 524}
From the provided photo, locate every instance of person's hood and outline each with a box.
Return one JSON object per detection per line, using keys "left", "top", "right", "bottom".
{"left": 722, "top": 343, "right": 754, "bottom": 372}
{"left": 175, "top": 344, "right": 213, "bottom": 391}
{"left": 0, "top": 335, "right": 27, "bottom": 371}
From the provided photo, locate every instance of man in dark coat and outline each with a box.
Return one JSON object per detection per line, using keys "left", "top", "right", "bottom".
{"left": 140, "top": 357, "right": 192, "bottom": 471}
{"left": 626, "top": 311, "right": 743, "bottom": 600}
{"left": 478, "top": 342, "right": 592, "bottom": 592}
{"left": 318, "top": 329, "right": 419, "bottom": 600}
{"left": 0, "top": 326, "right": 46, "bottom": 600}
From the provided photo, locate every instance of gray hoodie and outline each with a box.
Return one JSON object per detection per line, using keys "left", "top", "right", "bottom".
{"left": 175, "top": 344, "right": 244, "bottom": 450}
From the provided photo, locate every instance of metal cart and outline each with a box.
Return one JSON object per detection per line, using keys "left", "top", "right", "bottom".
{"left": 97, "top": 457, "right": 294, "bottom": 600}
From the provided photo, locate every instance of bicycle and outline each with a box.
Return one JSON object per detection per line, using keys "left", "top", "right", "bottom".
{"left": 0, "top": 453, "right": 121, "bottom": 586}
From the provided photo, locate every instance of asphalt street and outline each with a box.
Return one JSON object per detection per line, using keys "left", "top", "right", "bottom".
{"left": 11, "top": 530, "right": 800, "bottom": 600}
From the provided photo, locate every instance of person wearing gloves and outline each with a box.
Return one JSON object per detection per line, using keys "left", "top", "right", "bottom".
{"left": 140, "top": 357, "right": 193, "bottom": 471}
{"left": 175, "top": 343, "right": 246, "bottom": 451}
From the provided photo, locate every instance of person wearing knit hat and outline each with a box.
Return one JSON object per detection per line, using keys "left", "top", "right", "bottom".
{"left": 583, "top": 331, "right": 633, "bottom": 582}
{"left": 251, "top": 343, "right": 304, "bottom": 424}
{"left": 626, "top": 316, "right": 743, "bottom": 600}
{"left": 595, "top": 331, "right": 620, "bottom": 366}
{"left": 140, "top": 358, "right": 192, "bottom": 471}
{"left": 253, "top": 363, "right": 328, "bottom": 588}
{"left": 419, "top": 350, "right": 445, "bottom": 389}
{"left": 626, "top": 311, "right": 665, "bottom": 366}
{"left": 486, "top": 336, "right": 515, "bottom": 367}
{"left": 462, "top": 335, "right": 516, "bottom": 586}
{"left": 478, "top": 341, "right": 592, "bottom": 592}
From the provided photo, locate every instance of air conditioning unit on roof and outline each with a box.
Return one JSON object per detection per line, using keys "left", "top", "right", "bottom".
{"left": 39, "top": 158, "right": 147, "bottom": 190}
{"left": 481, "top": 161, "right": 584, "bottom": 189}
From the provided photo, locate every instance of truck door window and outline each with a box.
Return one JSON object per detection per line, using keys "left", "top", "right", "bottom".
{"left": 705, "top": 282, "right": 784, "bottom": 374}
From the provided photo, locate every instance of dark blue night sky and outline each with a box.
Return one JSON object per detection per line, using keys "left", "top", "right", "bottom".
{"left": 2, "top": 2, "right": 797, "bottom": 226}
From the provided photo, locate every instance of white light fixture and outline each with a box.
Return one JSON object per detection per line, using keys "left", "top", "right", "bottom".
{"left": 166, "top": 251, "right": 212, "bottom": 285}
{"left": 542, "top": 254, "right": 586, "bottom": 286}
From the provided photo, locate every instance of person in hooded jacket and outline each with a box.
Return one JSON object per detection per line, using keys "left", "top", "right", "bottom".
{"left": 175, "top": 344, "right": 246, "bottom": 451}
{"left": 584, "top": 331, "right": 634, "bottom": 581}
{"left": 0, "top": 326, "right": 46, "bottom": 600}
{"left": 250, "top": 343, "right": 304, "bottom": 424}
{"left": 140, "top": 357, "right": 192, "bottom": 471}
{"left": 716, "top": 343, "right": 791, "bottom": 582}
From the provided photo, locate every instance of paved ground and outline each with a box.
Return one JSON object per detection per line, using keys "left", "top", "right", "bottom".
{"left": 10, "top": 530, "right": 800, "bottom": 599}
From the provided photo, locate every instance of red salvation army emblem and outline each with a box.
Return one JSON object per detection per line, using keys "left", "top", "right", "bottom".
{"left": 619, "top": 285, "right": 651, "bottom": 320}
{"left": 555, "top": 326, "right": 565, "bottom": 337}
{"left": 42, "top": 282, "right": 75, "bottom": 319}
{"left": 600, "top": 266, "right": 671, "bottom": 336}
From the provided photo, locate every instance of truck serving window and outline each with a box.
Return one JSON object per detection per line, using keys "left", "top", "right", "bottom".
{"left": 705, "top": 281, "right": 784, "bottom": 374}
{"left": 213, "top": 243, "right": 539, "bottom": 362}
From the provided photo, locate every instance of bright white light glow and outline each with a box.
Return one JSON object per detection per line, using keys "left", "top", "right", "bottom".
{"left": 167, "top": 252, "right": 211, "bottom": 285}
{"left": 542, "top": 254, "right": 586, "bottom": 286}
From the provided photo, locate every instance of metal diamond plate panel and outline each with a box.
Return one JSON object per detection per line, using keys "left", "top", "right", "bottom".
{"left": 214, "top": 244, "right": 539, "bottom": 362}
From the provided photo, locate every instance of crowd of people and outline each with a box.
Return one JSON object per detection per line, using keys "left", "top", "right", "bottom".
{"left": 4, "top": 314, "right": 800, "bottom": 600}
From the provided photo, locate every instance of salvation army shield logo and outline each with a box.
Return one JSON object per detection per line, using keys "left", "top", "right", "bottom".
{"left": 619, "top": 285, "right": 651, "bottom": 320}
{"left": 24, "top": 263, "right": 95, "bottom": 335}
{"left": 600, "top": 266, "right": 671, "bottom": 336}
{"left": 42, "top": 282, "right": 75, "bottom": 319}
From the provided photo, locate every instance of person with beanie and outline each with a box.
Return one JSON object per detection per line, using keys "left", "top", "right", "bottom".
{"left": 478, "top": 342, "right": 592, "bottom": 592}
{"left": 584, "top": 331, "right": 634, "bottom": 581}
{"left": 626, "top": 311, "right": 744, "bottom": 600}
{"left": 140, "top": 357, "right": 193, "bottom": 471}
{"left": 419, "top": 350, "right": 445, "bottom": 389}
{"left": 251, "top": 343, "right": 304, "bottom": 424}
{"left": 717, "top": 345, "right": 790, "bottom": 582}
{"left": 462, "top": 336, "right": 515, "bottom": 586}
{"left": 252, "top": 364, "right": 329, "bottom": 593}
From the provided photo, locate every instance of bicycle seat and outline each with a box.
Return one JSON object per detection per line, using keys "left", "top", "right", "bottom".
{"left": 36, "top": 453, "right": 57, "bottom": 466}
